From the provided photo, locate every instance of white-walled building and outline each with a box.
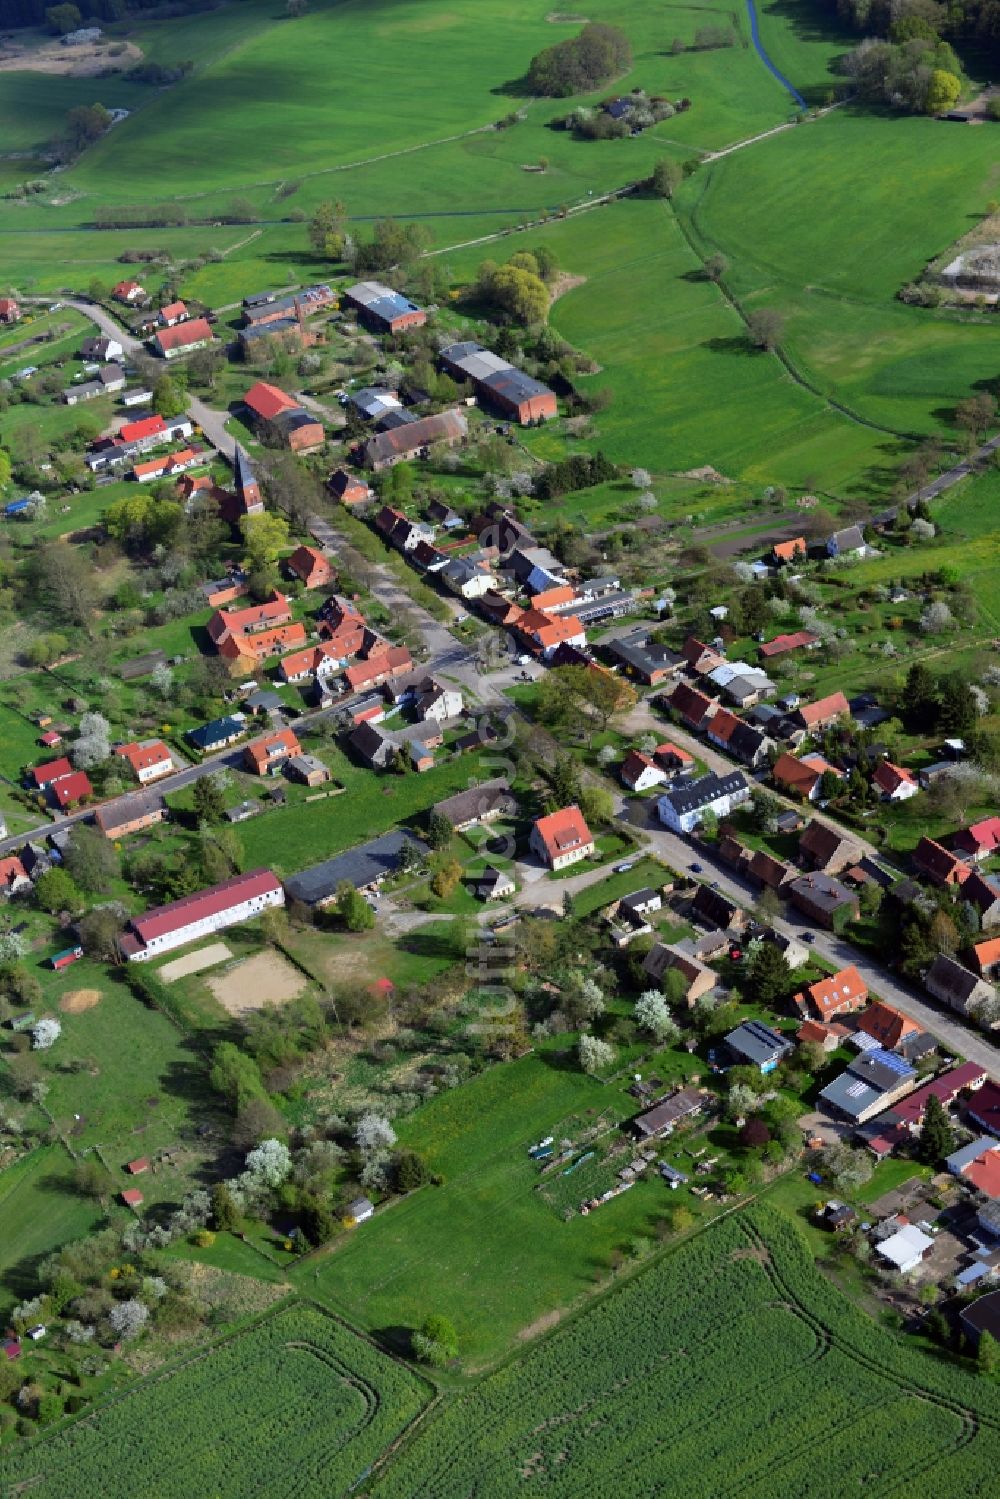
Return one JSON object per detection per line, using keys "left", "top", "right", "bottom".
{"left": 120, "top": 868, "right": 284, "bottom": 960}
{"left": 657, "top": 770, "right": 750, "bottom": 834}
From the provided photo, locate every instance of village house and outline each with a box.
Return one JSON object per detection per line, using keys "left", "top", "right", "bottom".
{"left": 643, "top": 943, "right": 716, "bottom": 1005}
{"left": 328, "top": 468, "right": 372, "bottom": 506}
{"left": 953, "top": 816, "right": 1000, "bottom": 862}
{"left": 856, "top": 1001, "right": 921, "bottom": 1052}
{"left": 362, "top": 409, "right": 468, "bottom": 471}
{"left": 656, "top": 770, "right": 750, "bottom": 834}
{"left": 654, "top": 741, "right": 695, "bottom": 777}
{"left": 412, "top": 679, "right": 463, "bottom": 722}
{"left": 607, "top": 887, "right": 663, "bottom": 945}
{"left": 947, "top": 1139, "right": 1000, "bottom": 1199}
{"left": 284, "top": 754, "right": 330, "bottom": 788}
{"left": 912, "top": 836, "right": 970, "bottom": 887}
{"left": 158, "top": 300, "right": 188, "bottom": 326}
{"left": 474, "top": 865, "right": 516, "bottom": 902}
{"left": 207, "top": 590, "right": 306, "bottom": 672}
{"left": 512, "top": 606, "right": 586, "bottom": 661}
{"left": 119, "top": 868, "right": 284, "bottom": 960}
{"left": 94, "top": 790, "right": 167, "bottom": 840}
{"left": 872, "top": 761, "right": 919, "bottom": 801}
{"left": 962, "top": 869, "right": 1000, "bottom": 927}
{"left": 133, "top": 447, "right": 203, "bottom": 483}
{"left": 432, "top": 779, "right": 516, "bottom": 833}
{"left": 971, "top": 937, "right": 1000, "bottom": 978}
{"left": 825, "top": 524, "right": 868, "bottom": 559}
{"left": 798, "top": 820, "right": 862, "bottom": 876}
{"left": 876, "top": 1224, "right": 933, "bottom": 1275}
{"left": 621, "top": 751, "right": 667, "bottom": 793}
{"left": 186, "top": 714, "right": 246, "bottom": 754}
{"left": 243, "top": 727, "right": 301, "bottom": 776}
{"left": 772, "top": 536, "right": 807, "bottom": 564}
{"left": 243, "top": 381, "right": 325, "bottom": 453}
{"left": 747, "top": 848, "right": 793, "bottom": 892}
{"left": 819, "top": 1048, "right": 917, "bottom": 1124}
{"left": 796, "top": 1019, "right": 842, "bottom": 1053}
{"left": 690, "top": 882, "right": 745, "bottom": 932}
{"left": 81, "top": 334, "right": 123, "bottom": 362}
{"left": 668, "top": 681, "right": 718, "bottom": 732}
{"left": 112, "top": 279, "right": 147, "bottom": 305}
{"left": 633, "top": 1086, "right": 704, "bottom": 1139}
{"left": 787, "top": 872, "right": 859, "bottom": 931}
{"left": 790, "top": 691, "right": 850, "bottom": 734}
{"left": 151, "top": 317, "right": 214, "bottom": 359}
{"left": 0, "top": 297, "right": 20, "bottom": 324}
{"left": 772, "top": 751, "right": 827, "bottom": 802}
{"left": 343, "top": 281, "right": 426, "bottom": 334}
{"left": 681, "top": 636, "right": 725, "bottom": 677}
{"left": 794, "top": 965, "right": 868, "bottom": 1023}
{"left": 924, "top": 952, "right": 995, "bottom": 1017}
{"left": 604, "top": 627, "right": 682, "bottom": 686}
{"left": 119, "top": 413, "right": 194, "bottom": 453}
{"left": 114, "top": 739, "right": 173, "bottom": 785}
{"left": 441, "top": 555, "right": 495, "bottom": 599}
{"left": 344, "top": 645, "right": 413, "bottom": 694}
{"left": 0, "top": 856, "right": 30, "bottom": 896}
{"left": 286, "top": 544, "right": 333, "bottom": 591}
{"left": 709, "top": 663, "right": 775, "bottom": 710}
{"left": 530, "top": 805, "right": 594, "bottom": 871}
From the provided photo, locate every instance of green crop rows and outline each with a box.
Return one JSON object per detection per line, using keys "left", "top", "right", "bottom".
{"left": 375, "top": 1204, "right": 1000, "bottom": 1497}
{"left": 0, "top": 1305, "right": 429, "bottom": 1499}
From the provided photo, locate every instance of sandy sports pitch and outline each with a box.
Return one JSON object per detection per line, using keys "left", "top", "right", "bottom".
{"left": 158, "top": 943, "right": 233, "bottom": 984}
{"left": 59, "top": 989, "right": 101, "bottom": 1014}
{"left": 207, "top": 950, "right": 308, "bottom": 1015}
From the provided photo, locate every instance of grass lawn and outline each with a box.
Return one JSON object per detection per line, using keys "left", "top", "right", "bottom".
{"left": 0, "top": 1146, "right": 104, "bottom": 1315}
{"left": 235, "top": 748, "right": 492, "bottom": 876}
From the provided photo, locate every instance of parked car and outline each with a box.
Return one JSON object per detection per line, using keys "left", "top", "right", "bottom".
{"left": 689, "top": 862, "right": 703, "bottom": 873}
{"left": 614, "top": 861, "right": 634, "bottom": 874}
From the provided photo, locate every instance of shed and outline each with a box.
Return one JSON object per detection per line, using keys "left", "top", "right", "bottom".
{"left": 348, "top": 1197, "right": 374, "bottom": 1224}
{"left": 121, "top": 1188, "right": 144, "bottom": 1208}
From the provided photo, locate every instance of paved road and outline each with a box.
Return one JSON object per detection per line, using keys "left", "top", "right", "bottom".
{"left": 617, "top": 696, "right": 894, "bottom": 869}
{"left": 621, "top": 799, "right": 1000, "bottom": 1077}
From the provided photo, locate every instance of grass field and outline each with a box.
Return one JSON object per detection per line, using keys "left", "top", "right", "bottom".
{"left": 374, "top": 1202, "right": 1000, "bottom": 1496}
{"left": 0, "top": 1302, "right": 430, "bottom": 1498}
{"left": 300, "top": 1043, "right": 704, "bottom": 1364}
{"left": 0, "top": 1147, "right": 104, "bottom": 1317}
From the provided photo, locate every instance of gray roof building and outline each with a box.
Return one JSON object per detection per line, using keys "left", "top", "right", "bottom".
{"left": 285, "top": 829, "right": 429, "bottom": 905}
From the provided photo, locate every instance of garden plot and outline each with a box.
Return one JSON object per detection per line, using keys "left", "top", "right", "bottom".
{"left": 207, "top": 949, "right": 308, "bottom": 1014}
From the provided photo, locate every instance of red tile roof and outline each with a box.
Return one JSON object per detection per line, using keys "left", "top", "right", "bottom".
{"left": 913, "top": 836, "right": 970, "bottom": 886}
{"left": 287, "top": 544, "right": 332, "bottom": 586}
{"left": 773, "top": 752, "right": 822, "bottom": 795}
{"left": 121, "top": 1189, "right": 144, "bottom": 1207}
{"left": 773, "top": 536, "right": 806, "bottom": 562}
{"left": 973, "top": 937, "right": 1000, "bottom": 973}
{"left": 133, "top": 447, "right": 199, "bottom": 480}
{"left": 159, "top": 301, "right": 187, "bottom": 321}
{"left": 795, "top": 691, "right": 850, "bottom": 728}
{"left": 796, "top": 965, "right": 867, "bottom": 1022}
{"left": 531, "top": 584, "right": 576, "bottom": 610}
{"left": 39, "top": 731, "right": 62, "bottom": 747}
{"left": 32, "top": 756, "right": 73, "bottom": 787}
{"left": 873, "top": 761, "right": 916, "bottom": 795}
{"left": 957, "top": 817, "right": 1000, "bottom": 857}
{"left": 532, "top": 804, "right": 593, "bottom": 862}
{"left": 670, "top": 682, "right": 715, "bottom": 726}
{"left": 707, "top": 708, "right": 742, "bottom": 745}
{"left": 244, "top": 728, "right": 301, "bottom": 773}
{"left": 344, "top": 646, "right": 412, "bottom": 691}
{"left": 207, "top": 590, "right": 291, "bottom": 644}
{"left": 51, "top": 771, "right": 92, "bottom": 807}
{"left": 120, "top": 414, "right": 167, "bottom": 444}
{"left": 126, "top": 1157, "right": 149, "bottom": 1174}
{"left": 154, "top": 317, "right": 213, "bottom": 352}
{"left": 0, "top": 856, "right": 27, "bottom": 890}
{"left": 965, "top": 1148, "right": 1000, "bottom": 1198}
{"left": 856, "top": 1001, "right": 920, "bottom": 1050}
{"left": 759, "top": 630, "right": 820, "bottom": 658}
{"left": 621, "top": 750, "right": 662, "bottom": 787}
{"left": 655, "top": 741, "right": 694, "bottom": 766}
{"left": 127, "top": 868, "right": 281, "bottom": 947}
{"left": 244, "top": 381, "right": 298, "bottom": 421}
{"left": 115, "top": 740, "right": 172, "bottom": 776}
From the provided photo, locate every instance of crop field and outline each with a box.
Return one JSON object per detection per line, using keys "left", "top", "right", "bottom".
{"left": 0, "top": 1303, "right": 431, "bottom": 1498}
{"left": 374, "top": 1203, "right": 1000, "bottom": 1496}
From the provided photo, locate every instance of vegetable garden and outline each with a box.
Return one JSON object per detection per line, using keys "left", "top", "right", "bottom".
{"left": 0, "top": 1305, "right": 430, "bottom": 1498}
{"left": 375, "top": 1204, "right": 1000, "bottom": 1497}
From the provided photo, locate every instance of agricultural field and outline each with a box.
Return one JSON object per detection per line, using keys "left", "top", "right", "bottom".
{"left": 374, "top": 1203, "right": 1000, "bottom": 1496}
{"left": 0, "top": 1303, "right": 431, "bottom": 1498}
